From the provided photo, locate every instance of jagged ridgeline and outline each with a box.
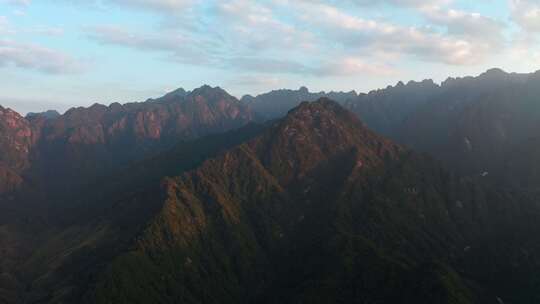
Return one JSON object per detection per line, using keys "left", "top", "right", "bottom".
{"left": 0, "top": 86, "right": 258, "bottom": 303}
{"left": 0, "top": 86, "right": 256, "bottom": 196}
{"left": 1, "top": 80, "right": 540, "bottom": 304}
{"left": 15, "top": 99, "right": 533, "bottom": 303}
{"left": 246, "top": 69, "right": 540, "bottom": 187}
{"left": 87, "top": 99, "right": 540, "bottom": 304}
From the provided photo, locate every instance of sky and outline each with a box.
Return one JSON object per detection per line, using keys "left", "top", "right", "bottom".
{"left": 1, "top": 0, "right": 540, "bottom": 113}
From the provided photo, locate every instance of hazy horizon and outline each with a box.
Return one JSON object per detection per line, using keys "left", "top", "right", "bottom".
{"left": 2, "top": 67, "right": 536, "bottom": 115}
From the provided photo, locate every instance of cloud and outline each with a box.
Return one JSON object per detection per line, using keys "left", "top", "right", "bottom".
{"left": 86, "top": 25, "right": 217, "bottom": 64}
{"left": 316, "top": 57, "right": 398, "bottom": 76}
{"left": 36, "top": 0, "right": 195, "bottom": 13}
{"left": 511, "top": 0, "right": 540, "bottom": 33}
{"left": 0, "top": 39, "right": 85, "bottom": 74}
{"left": 62, "top": 0, "right": 196, "bottom": 12}
{"left": 292, "top": 2, "right": 499, "bottom": 65}
{"left": 1, "top": 0, "right": 31, "bottom": 6}
{"left": 85, "top": 1, "right": 319, "bottom": 74}
{"left": 226, "top": 56, "right": 397, "bottom": 77}
{"left": 87, "top": 0, "right": 315, "bottom": 53}
{"left": 387, "top": 0, "right": 452, "bottom": 7}
{"left": 417, "top": 6, "right": 506, "bottom": 52}
{"left": 109, "top": 0, "right": 195, "bottom": 11}
{"left": 226, "top": 57, "right": 311, "bottom": 74}
{"left": 213, "top": 0, "right": 315, "bottom": 53}
{"left": 26, "top": 26, "right": 65, "bottom": 36}
{"left": 88, "top": 25, "right": 189, "bottom": 51}
{"left": 287, "top": 0, "right": 452, "bottom": 9}
{"left": 229, "top": 75, "right": 283, "bottom": 88}
{"left": 87, "top": 25, "right": 306, "bottom": 73}
{"left": 83, "top": 0, "right": 511, "bottom": 80}
{"left": 0, "top": 16, "right": 11, "bottom": 34}
{"left": 12, "top": 9, "right": 26, "bottom": 16}
{"left": 86, "top": 24, "right": 395, "bottom": 77}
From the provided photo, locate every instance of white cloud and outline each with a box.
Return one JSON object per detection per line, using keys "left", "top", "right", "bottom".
{"left": 86, "top": 24, "right": 395, "bottom": 77}
{"left": 0, "top": 39, "right": 85, "bottom": 74}
{"left": 0, "top": 16, "right": 74, "bottom": 74}
{"left": 390, "top": 0, "right": 452, "bottom": 7}
{"left": 82, "top": 0, "right": 514, "bottom": 78}
{"left": 26, "top": 26, "right": 65, "bottom": 36}
{"left": 316, "top": 57, "right": 398, "bottom": 76}
{"left": 0, "top": 16, "right": 9, "bottom": 34}
{"left": 511, "top": 0, "right": 540, "bottom": 33}
{"left": 2, "top": 0, "right": 31, "bottom": 6}
{"left": 421, "top": 6, "right": 505, "bottom": 43}
{"left": 12, "top": 9, "right": 26, "bottom": 16}
{"left": 0, "top": 15, "right": 17, "bottom": 36}
{"left": 285, "top": 0, "right": 453, "bottom": 9}
{"left": 88, "top": 25, "right": 189, "bottom": 51}
{"left": 229, "top": 75, "right": 283, "bottom": 88}
{"left": 292, "top": 2, "right": 499, "bottom": 65}
{"left": 214, "top": 0, "right": 316, "bottom": 53}
{"left": 87, "top": 25, "right": 216, "bottom": 64}
{"left": 109, "top": 0, "right": 195, "bottom": 11}
{"left": 47, "top": 0, "right": 196, "bottom": 13}
{"left": 85, "top": 1, "right": 319, "bottom": 74}
{"left": 226, "top": 56, "right": 311, "bottom": 74}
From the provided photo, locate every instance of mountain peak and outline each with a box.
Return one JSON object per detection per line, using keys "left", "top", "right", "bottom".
{"left": 252, "top": 98, "right": 400, "bottom": 184}
{"left": 286, "top": 98, "right": 357, "bottom": 124}
{"left": 0, "top": 105, "right": 20, "bottom": 116}
{"left": 163, "top": 87, "right": 188, "bottom": 99}
{"left": 478, "top": 68, "right": 509, "bottom": 81}
{"left": 483, "top": 67, "right": 507, "bottom": 76}
{"left": 189, "top": 85, "right": 232, "bottom": 99}
{"left": 26, "top": 110, "right": 61, "bottom": 120}
{"left": 157, "top": 85, "right": 234, "bottom": 103}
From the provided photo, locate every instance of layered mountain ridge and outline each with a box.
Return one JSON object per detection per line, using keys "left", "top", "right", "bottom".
{"left": 241, "top": 86, "right": 358, "bottom": 120}
{"left": 237, "top": 68, "right": 540, "bottom": 186}
{"left": 2, "top": 70, "right": 540, "bottom": 303}
{"left": 84, "top": 99, "right": 540, "bottom": 303}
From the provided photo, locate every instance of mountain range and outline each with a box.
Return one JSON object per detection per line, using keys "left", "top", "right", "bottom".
{"left": 0, "top": 85, "right": 254, "bottom": 196}
{"left": 1, "top": 69, "right": 540, "bottom": 303}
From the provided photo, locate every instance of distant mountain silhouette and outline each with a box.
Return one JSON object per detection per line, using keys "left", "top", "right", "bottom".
{"left": 26, "top": 110, "right": 61, "bottom": 120}
{"left": 242, "top": 86, "right": 357, "bottom": 119}
{"left": 241, "top": 69, "right": 540, "bottom": 186}
{"left": 345, "top": 79, "right": 440, "bottom": 137}
{"left": 392, "top": 69, "right": 540, "bottom": 183}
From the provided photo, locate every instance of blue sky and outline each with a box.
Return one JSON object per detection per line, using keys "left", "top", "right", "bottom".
{"left": 1, "top": 0, "right": 540, "bottom": 113}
